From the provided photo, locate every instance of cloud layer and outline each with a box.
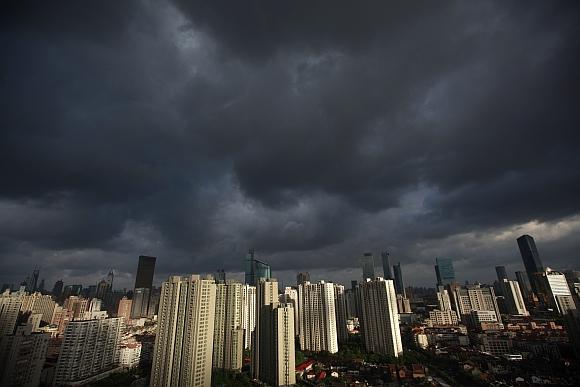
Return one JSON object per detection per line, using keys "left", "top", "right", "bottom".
{"left": 1, "top": 0, "right": 579, "bottom": 289}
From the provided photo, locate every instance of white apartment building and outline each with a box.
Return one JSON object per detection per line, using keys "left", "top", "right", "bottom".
{"left": 213, "top": 281, "right": 244, "bottom": 371}
{"left": 0, "top": 290, "right": 23, "bottom": 336}
{"left": 241, "top": 284, "right": 256, "bottom": 350}
{"left": 298, "top": 281, "right": 338, "bottom": 353}
{"left": 150, "top": 275, "right": 216, "bottom": 387}
{"left": 359, "top": 278, "right": 403, "bottom": 357}
{"left": 54, "top": 317, "right": 123, "bottom": 385}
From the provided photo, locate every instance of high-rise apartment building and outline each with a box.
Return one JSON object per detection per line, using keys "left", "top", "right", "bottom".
{"left": 436, "top": 286, "right": 452, "bottom": 311}
{"left": 361, "top": 253, "right": 375, "bottom": 280}
{"left": 359, "top": 278, "right": 403, "bottom": 357}
{"left": 334, "top": 284, "right": 349, "bottom": 343}
{"left": 131, "top": 287, "right": 151, "bottom": 319}
{"left": 428, "top": 309, "right": 459, "bottom": 326}
{"left": 298, "top": 281, "right": 338, "bottom": 353}
{"left": 393, "top": 262, "right": 405, "bottom": 297}
{"left": 517, "top": 235, "right": 544, "bottom": 294}
{"left": 282, "top": 287, "right": 299, "bottom": 337}
{"left": 253, "top": 279, "right": 295, "bottom": 386}
{"left": 499, "top": 279, "right": 528, "bottom": 316}
{"left": 20, "top": 292, "right": 56, "bottom": 323}
{"left": 0, "top": 290, "right": 23, "bottom": 336}
{"left": 0, "top": 322, "right": 49, "bottom": 387}
{"left": 213, "top": 281, "right": 244, "bottom": 371}
{"left": 435, "top": 258, "right": 456, "bottom": 286}
{"left": 453, "top": 285, "right": 502, "bottom": 327}
{"left": 150, "top": 275, "right": 216, "bottom": 387}
{"left": 381, "top": 251, "right": 392, "bottom": 279}
{"left": 241, "top": 285, "right": 256, "bottom": 350}
{"left": 54, "top": 317, "right": 123, "bottom": 385}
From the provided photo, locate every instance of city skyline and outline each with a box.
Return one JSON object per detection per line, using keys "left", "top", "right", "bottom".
{"left": 1, "top": 2, "right": 580, "bottom": 295}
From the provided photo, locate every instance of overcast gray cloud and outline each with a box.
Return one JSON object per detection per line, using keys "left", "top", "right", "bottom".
{"left": 1, "top": 0, "right": 579, "bottom": 290}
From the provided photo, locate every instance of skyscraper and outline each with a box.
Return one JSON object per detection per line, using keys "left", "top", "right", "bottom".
{"left": 150, "top": 275, "right": 216, "bottom": 387}
{"left": 52, "top": 280, "right": 64, "bottom": 298}
{"left": 361, "top": 252, "right": 375, "bottom": 280}
{"left": 298, "top": 281, "right": 338, "bottom": 353}
{"left": 453, "top": 285, "right": 502, "bottom": 328}
{"left": 132, "top": 255, "right": 156, "bottom": 319}
{"left": 499, "top": 279, "right": 529, "bottom": 316}
{"left": 393, "top": 262, "right": 406, "bottom": 297}
{"left": 358, "top": 278, "right": 403, "bottom": 357}
{"left": 244, "top": 249, "right": 272, "bottom": 286}
{"left": 296, "top": 272, "right": 310, "bottom": 285}
{"left": 515, "top": 271, "right": 532, "bottom": 300}
{"left": 213, "top": 281, "right": 244, "bottom": 371}
{"left": 495, "top": 266, "right": 508, "bottom": 281}
{"left": 539, "top": 270, "right": 577, "bottom": 315}
{"left": 381, "top": 251, "right": 392, "bottom": 279}
{"left": 253, "top": 278, "right": 295, "bottom": 386}
{"left": 517, "top": 235, "right": 544, "bottom": 294}
{"left": 135, "top": 256, "right": 156, "bottom": 289}
{"left": 282, "top": 287, "right": 299, "bottom": 337}
{"left": 54, "top": 317, "right": 123, "bottom": 385}
{"left": 435, "top": 257, "right": 456, "bottom": 286}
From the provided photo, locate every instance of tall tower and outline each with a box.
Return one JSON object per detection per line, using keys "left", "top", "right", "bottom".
{"left": 435, "top": 257, "right": 456, "bottom": 286}
{"left": 150, "top": 275, "right": 216, "bottom": 387}
{"left": 241, "top": 284, "right": 256, "bottom": 350}
{"left": 213, "top": 281, "right": 244, "bottom": 371}
{"left": 132, "top": 256, "right": 156, "bottom": 319}
{"left": 298, "top": 281, "right": 338, "bottom": 353}
{"left": 244, "top": 249, "right": 271, "bottom": 286}
{"left": 253, "top": 278, "right": 295, "bottom": 386}
{"left": 296, "top": 272, "right": 310, "bottom": 285}
{"left": 495, "top": 266, "right": 508, "bottom": 281}
{"left": 358, "top": 278, "right": 403, "bottom": 357}
{"left": 333, "top": 283, "right": 349, "bottom": 343}
{"left": 381, "top": 251, "right": 392, "bottom": 280}
{"left": 361, "top": 253, "right": 375, "bottom": 280}
{"left": 517, "top": 235, "right": 544, "bottom": 294}
{"left": 392, "top": 262, "right": 406, "bottom": 297}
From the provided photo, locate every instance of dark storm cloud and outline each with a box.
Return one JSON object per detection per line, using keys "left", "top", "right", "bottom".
{"left": 1, "top": 0, "right": 579, "bottom": 288}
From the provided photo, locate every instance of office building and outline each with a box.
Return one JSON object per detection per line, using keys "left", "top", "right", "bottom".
{"left": 244, "top": 248, "right": 272, "bottom": 286}
{"left": 381, "top": 251, "right": 393, "bottom": 279}
{"left": 241, "top": 285, "right": 256, "bottom": 350}
{"left": 495, "top": 266, "right": 508, "bottom": 281}
{"left": 499, "top": 279, "right": 529, "bottom": 316}
{"left": 539, "top": 270, "right": 577, "bottom": 315}
{"left": 52, "top": 280, "right": 64, "bottom": 298}
{"left": 359, "top": 278, "right": 403, "bottom": 357}
{"left": 20, "top": 292, "right": 56, "bottom": 323}
{"left": 517, "top": 235, "right": 544, "bottom": 294}
{"left": 435, "top": 257, "right": 456, "bottom": 286}
{"left": 393, "top": 262, "right": 405, "bottom": 297}
{"left": 150, "top": 275, "right": 216, "bottom": 387}
{"left": 515, "top": 271, "right": 533, "bottom": 301}
{"left": 54, "top": 317, "right": 123, "bottom": 385}
{"left": 296, "top": 272, "right": 310, "bottom": 285}
{"left": 213, "top": 281, "right": 244, "bottom": 371}
{"left": 131, "top": 287, "right": 151, "bottom": 319}
{"left": 334, "top": 284, "right": 349, "bottom": 343}
{"left": 135, "top": 256, "right": 156, "bottom": 289}
{"left": 361, "top": 252, "right": 375, "bottom": 280}
{"left": 253, "top": 278, "right": 296, "bottom": 386}
{"left": 0, "top": 323, "right": 49, "bottom": 387}
{"left": 298, "top": 281, "right": 338, "bottom": 353}
{"left": 0, "top": 290, "right": 23, "bottom": 336}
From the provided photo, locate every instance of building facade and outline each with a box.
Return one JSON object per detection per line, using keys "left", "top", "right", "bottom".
{"left": 298, "top": 281, "right": 338, "bottom": 353}
{"left": 150, "top": 275, "right": 216, "bottom": 387}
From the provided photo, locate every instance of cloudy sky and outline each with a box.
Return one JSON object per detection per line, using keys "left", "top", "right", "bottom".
{"left": 1, "top": 1, "right": 579, "bottom": 290}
